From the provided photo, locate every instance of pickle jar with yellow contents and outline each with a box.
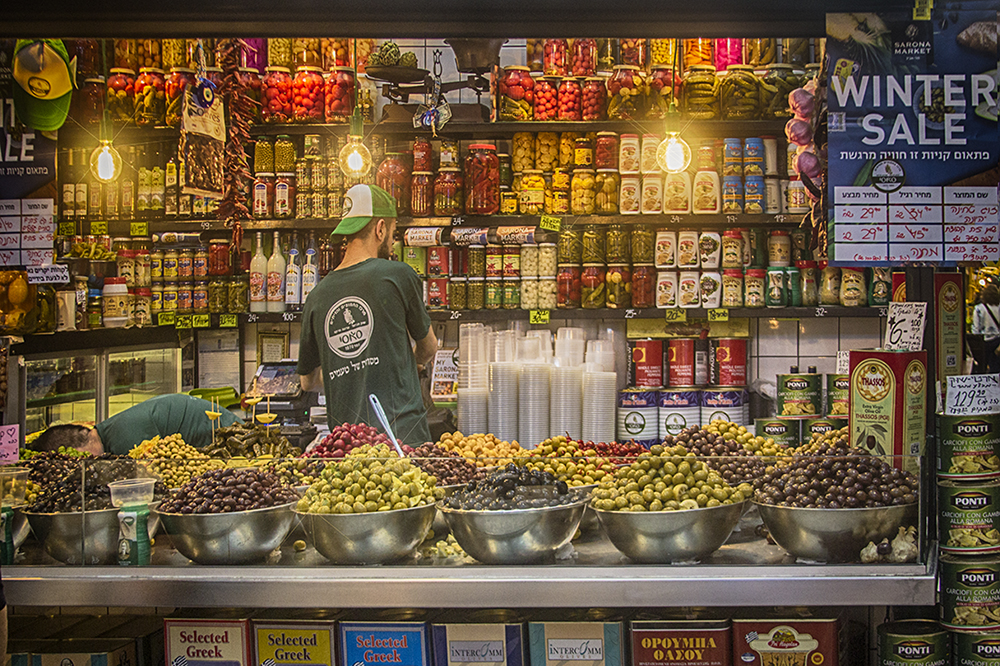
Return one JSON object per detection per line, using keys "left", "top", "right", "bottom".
{"left": 448, "top": 278, "right": 467, "bottom": 310}
{"left": 519, "top": 169, "right": 545, "bottom": 215}
{"left": 571, "top": 169, "right": 597, "bottom": 215}
{"left": 582, "top": 224, "right": 606, "bottom": 264}
{"left": 595, "top": 169, "right": 620, "bottom": 215}
{"left": 606, "top": 264, "right": 631, "bottom": 309}
{"left": 467, "top": 277, "right": 485, "bottom": 310}
{"left": 512, "top": 132, "right": 535, "bottom": 173}
{"left": 631, "top": 224, "right": 655, "bottom": 263}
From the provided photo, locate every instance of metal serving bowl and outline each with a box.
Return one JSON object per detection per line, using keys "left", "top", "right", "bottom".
{"left": 24, "top": 508, "right": 120, "bottom": 565}
{"left": 594, "top": 501, "right": 747, "bottom": 563}
{"left": 438, "top": 497, "right": 590, "bottom": 564}
{"left": 156, "top": 501, "right": 298, "bottom": 565}
{"left": 755, "top": 502, "right": 918, "bottom": 563}
{"left": 297, "top": 502, "right": 436, "bottom": 565}
{"left": 11, "top": 506, "right": 31, "bottom": 549}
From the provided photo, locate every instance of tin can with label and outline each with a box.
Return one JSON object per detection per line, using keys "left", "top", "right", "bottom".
{"left": 403, "top": 246, "right": 427, "bottom": 276}
{"left": 743, "top": 137, "right": 765, "bottom": 177}
{"left": 940, "top": 554, "right": 1000, "bottom": 631}
{"left": 701, "top": 387, "right": 749, "bottom": 426}
{"left": 939, "top": 479, "right": 1000, "bottom": 555}
{"left": 666, "top": 338, "right": 696, "bottom": 387}
{"left": 617, "top": 389, "right": 660, "bottom": 446}
{"left": 952, "top": 630, "right": 1000, "bottom": 666}
{"left": 426, "top": 277, "right": 448, "bottom": 310}
{"left": 827, "top": 374, "right": 850, "bottom": 416}
{"left": 776, "top": 370, "right": 822, "bottom": 418}
{"left": 938, "top": 414, "right": 1000, "bottom": 480}
{"left": 657, "top": 389, "right": 702, "bottom": 438}
{"left": 722, "top": 138, "right": 743, "bottom": 177}
{"left": 656, "top": 271, "right": 678, "bottom": 308}
{"left": 877, "top": 620, "right": 948, "bottom": 666}
{"left": 755, "top": 418, "right": 801, "bottom": 448}
{"left": 744, "top": 176, "right": 765, "bottom": 214}
{"left": 721, "top": 176, "right": 743, "bottom": 214}
{"left": 710, "top": 338, "right": 747, "bottom": 386}
{"left": 427, "top": 246, "right": 450, "bottom": 276}
{"left": 628, "top": 339, "right": 664, "bottom": 388}
{"left": 802, "top": 416, "right": 843, "bottom": 440}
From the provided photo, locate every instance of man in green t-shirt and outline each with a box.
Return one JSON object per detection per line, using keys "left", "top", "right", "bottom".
{"left": 297, "top": 184, "right": 437, "bottom": 445}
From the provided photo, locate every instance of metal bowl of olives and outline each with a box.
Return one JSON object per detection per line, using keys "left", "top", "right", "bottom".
{"left": 438, "top": 497, "right": 591, "bottom": 564}
{"left": 23, "top": 508, "right": 121, "bottom": 565}
{"left": 297, "top": 503, "right": 436, "bottom": 565}
{"left": 10, "top": 506, "right": 31, "bottom": 549}
{"left": 156, "top": 501, "right": 299, "bottom": 565}
{"left": 755, "top": 501, "right": 918, "bottom": 563}
{"left": 593, "top": 500, "right": 748, "bottom": 563}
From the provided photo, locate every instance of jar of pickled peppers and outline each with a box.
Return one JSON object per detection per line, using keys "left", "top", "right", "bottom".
{"left": 631, "top": 265, "right": 655, "bottom": 308}
{"left": 411, "top": 172, "right": 434, "bottom": 217}
{"left": 106, "top": 68, "right": 135, "bottom": 125}
{"left": 500, "top": 66, "right": 534, "bottom": 121}
{"left": 631, "top": 224, "right": 655, "bottom": 263}
{"left": 434, "top": 168, "right": 464, "bottom": 216}
{"left": 165, "top": 67, "right": 194, "bottom": 127}
{"left": 558, "top": 228, "right": 583, "bottom": 264}
{"left": 464, "top": 144, "right": 500, "bottom": 215}
{"left": 377, "top": 153, "right": 411, "bottom": 216}
{"left": 557, "top": 264, "right": 582, "bottom": 308}
{"left": 134, "top": 67, "right": 165, "bottom": 127}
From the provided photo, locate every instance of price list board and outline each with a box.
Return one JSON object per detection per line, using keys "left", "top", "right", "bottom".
{"left": 832, "top": 186, "right": 999, "bottom": 265}
{"left": 0, "top": 198, "right": 55, "bottom": 266}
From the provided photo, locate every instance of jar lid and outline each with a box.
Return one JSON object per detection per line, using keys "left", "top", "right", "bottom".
{"left": 276, "top": 134, "right": 292, "bottom": 140}
{"left": 585, "top": 76, "right": 605, "bottom": 82}
{"left": 296, "top": 66, "right": 324, "bottom": 73}
{"left": 613, "top": 64, "right": 640, "bottom": 70}
{"left": 265, "top": 66, "right": 292, "bottom": 74}
{"left": 486, "top": 277, "right": 501, "bottom": 281}
{"left": 497, "top": 152, "right": 510, "bottom": 158}
{"left": 255, "top": 172, "right": 275, "bottom": 177}
{"left": 520, "top": 242, "right": 538, "bottom": 247}
{"left": 505, "top": 65, "right": 531, "bottom": 71}
{"left": 469, "top": 143, "right": 497, "bottom": 151}
{"left": 633, "top": 263, "right": 655, "bottom": 267}
{"left": 105, "top": 277, "right": 126, "bottom": 285}
{"left": 109, "top": 68, "right": 135, "bottom": 75}
{"left": 596, "top": 168, "right": 618, "bottom": 173}
{"left": 770, "top": 229, "right": 790, "bottom": 236}
{"left": 276, "top": 172, "right": 296, "bottom": 177}
{"left": 169, "top": 67, "right": 196, "bottom": 74}
{"left": 726, "top": 64, "right": 755, "bottom": 71}
{"left": 596, "top": 131, "right": 617, "bottom": 137}
{"left": 411, "top": 171, "right": 433, "bottom": 175}
{"left": 136, "top": 288, "right": 152, "bottom": 296}
{"left": 607, "top": 263, "right": 630, "bottom": 268}
{"left": 620, "top": 133, "right": 639, "bottom": 139}
{"left": 520, "top": 276, "right": 538, "bottom": 281}
{"left": 439, "top": 167, "right": 462, "bottom": 172}
{"left": 767, "top": 63, "right": 795, "bottom": 70}
{"left": 468, "top": 276, "right": 485, "bottom": 281}
{"left": 332, "top": 65, "right": 355, "bottom": 72}
{"left": 573, "top": 168, "right": 595, "bottom": 173}
{"left": 723, "top": 229, "right": 742, "bottom": 237}
{"left": 747, "top": 268, "right": 767, "bottom": 276}
{"left": 688, "top": 64, "right": 716, "bottom": 71}
{"left": 468, "top": 243, "right": 484, "bottom": 249}
{"left": 723, "top": 269, "right": 744, "bottom": 276}
{"left": 796, "top": 260, "right": 817, "bottom": 268}
{"left": 557, "top": 262, "right": 582, "bottom": 268}
{"left": 139, "top": 67, "right": 165, "bottom": 74}
{"left": 582, "top": 263, "right": 605, "bottom": 267}
{"left": 523, "top": 168, "right": 543, "bottom": 174}
{"left": 239, "top": 67, "right": 261, "bottom": 74}
{"left": 84, "top": 76, "right": 106, "bottom": 84}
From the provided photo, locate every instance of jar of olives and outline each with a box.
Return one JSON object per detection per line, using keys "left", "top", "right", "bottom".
{"left": 582, "top": 224, "right": 605, "bottom": 263}
{"left": 262, "top": 67, "right": 293, "bottom": 123}
{"left": 268, "top": 38, "right": 293, "bottom": 68}
{"left": 467, "top": 244, "right": 486, "bottom": 276}
{"left": 558, "top": 228, "right": 583, "bottom": 264}
{"left": 134, "top": 67, "right": 165, "bottom": 127}
{"left": 606, "top": 224, "right": 630, "bottom": 263}
{"left": 544, "top": 39, "right": 568, "bottom": 76}
{"left": 321, "top": 38, "right": 352, "bottom": 68}
{"left": 485, "top": 278, "right": 502, "bottom": 310}
{"left": 434, "top": 167, "right": 464, "bottom": 216}
{"left": 325, "top": 66, "right": 356, "bottom": 122}
{"left": 500, "top": 66, "right": 534, "bottom": 121}
{"left": 106, "top": 69, "right": 135, "bottom": 125}
{"left": 571, "top": 169, "right": 597, "bottom": 215}
{"left": 239, "top": 67, "right": 263, "bottom": 123}
{"left": 377, "top": 153, "right": 411, "bottom": 216}
{"left": 274, "top": 135, "right": 296, "bottom": 173}
{"left": 581, "top": 264, "right": 607, "bottom": 309}
{"left": 135, "top": 39, "right": 162, "bottom": 69}
{"left": 581, "top": 77, "right": 607, "bottom": 121}
{"left": 165, "top": 67, "right": 194, "bottom": 127}
{"left": 557, "top": 264, "right": 582, "bottom": 308}
{"left": 254, "top": 137, "right": 274, "bottom": 174}
{"left": 607, "top": 65, "right": 645, "bottom": 120}
{"left": 606, "top": 264, "right": 632, "bottom": 309}
{"left": 464, "top": 144, "right": 500, "bottom": 215}
{"left": 720, "top": 64, "right": 760, "bottom": 120}
{"left": 411, "top": 172, "right": 434, "bottom": 217}
{"left": 649, "top": 39, "right": 676, "bottom": 67}
{"left": 467, "top": 277, "right": 485, "bottom": 309}
{"left": 632, "top": 264, "right": 655, "bottom": 308}
{"left": 682, "top": 65, "right": 719, "bottom": 119}
{"left": 557, "top": 77, "right": 583, "bottom": 121}
{"left": 519, "top": 170, "right": 545, "bottom": 215}
{"left": 631, "top": 224, "right": 655, "bottom": 263}
{"left": 449, "top": 278, "right": 467, "bottom": 310}
{"left": 293, "top": 67, "right": 325, "bottom": 123}
{"left": 595, "top": 169, "right": 620, "bottom": 215}
{"left": 291, "top": 38, "right": 321, "bottom": 68}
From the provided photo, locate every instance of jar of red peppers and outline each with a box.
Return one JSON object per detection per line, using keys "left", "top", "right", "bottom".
{"left": 134, "top": 67, "right": 165, "bottom": 127}
{"left": 557, "top": 264, "right": 582, "bottom": 309}
{"left": 412, "top": 136, "right": 433, "bottom": 172}
{"left": 607, "top": 65, "right": 645, "bottom": 120}
{"left": 631, "top": 264, "right": 655, "bottom": 308}
{"left": 618, "top": 39, "right": 647, "bottom": 68}
{"left": 543, "top": 39, "right": 568, "bottom": 75}
{"left": 410, "top": 172, "right": 434, "bottom": 217}
{"left": 208, "top": 240, "right": 232, "bottom": 276}
{"left": 324, "top": 66, "right": 355, "bottom": 122}
{"left": 74, "top": 77, "right": 105, "bottom": 127}
{"left": 262, "top": 66, "right": 293, "bottom": 124}
{"left": 532, "top": 76, "right": 558, "bottom": 121}
{"left": 499, "top": 66, "right": 534, "bottom": 121}
{"left": 464, "top": 144, "right": 499, "bottom": 216}
{"left": 571, "top": 38, "right": 597, "bottom": 77}
{"left": 377, "top": 153, "right": 411, "bottom": 216}
{"left": 292, "top": 66, "right": 325, "bottom": 123}
{"left": 165, "top": 67, "right": 195, "bottom": 127}
{"left": 434, "top": 167, "right": 464, "bottom": 216}
{"left": 582, "top": 77, "right": 606, "bottom": 121}
{"left": 557, "top": 77, "right": 582, "bottom": 121}
{"left": 594, "top": 132, "right": 619, "bottom": 169}
{"left": 106, "top": 68, "right": 135, "bottom": 125}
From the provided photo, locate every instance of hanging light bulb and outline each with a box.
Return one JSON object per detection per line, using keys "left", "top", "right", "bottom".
{"left": 90, "top": 140, "right": 122, "bottom": 183}
{"left": 340, "top": 134, "right": 372, "bottom": 177}
{"left": 656, "top": 132, "right": 692, "bottom": 173}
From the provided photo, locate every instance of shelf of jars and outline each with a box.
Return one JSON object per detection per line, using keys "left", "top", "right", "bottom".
{"left": 398, "top": 213, "right": 803, "bottom": 229}
{"left": 427, "top": 305, "right": 887, "bottom": 322}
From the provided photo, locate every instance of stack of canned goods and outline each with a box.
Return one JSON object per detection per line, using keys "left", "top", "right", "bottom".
{"left": 755, "top": 367, "right": 849, "bottom": 447}
{"left": 252, "top": 134, "right": 351, "bottom": 220}
{"left": 149, "top": 235, "right": 248, "bottom": 318}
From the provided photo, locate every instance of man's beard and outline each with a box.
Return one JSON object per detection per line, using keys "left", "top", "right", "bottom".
{"left": 377, "top": 233, "right": 393, "bottom": 259}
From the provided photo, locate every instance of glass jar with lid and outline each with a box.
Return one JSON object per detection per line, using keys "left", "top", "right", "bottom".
{"left": 607, "top": 65, "right": 645, "bottom": 119}
{"left": 500, "top": 66, "right": 534, "bottom": 121}
{"left": 106, "top": 68, "right": 135, "bottom": 125}
{"left": 324, "top": 66, "right": 356, "bottom": 122}
{"left": 135, "top": 39, "right": 161, "bottom": 69}
{"left": 631, "top": 224, "right": 655, "bottom": 263}
{"left": 268, "top": 38, "right": 293, "bottom": 68}
{"left": 411, "top": 172, "right": 434, "bottom": 218}
{"left": 649, "top": 39, "right": 676, "bottom": 67}
{"left": 682, "top": 65, "right": 719, "bottom": 119}
{"left": 761, "top": 64, "right": 801, "bottom": 118}
{"left": 519, "top": 170, "right": 545, "bottom": 215}
{"left": 161, "top": 39, "right": 185, "bottom": 70}
{"left": 581, "top": 77, "right": 606, "bottom": 121}
{"left": 557, "top": 77, "right": 583, "bottom": 121}
{"left": 165, "top": 68, "right": 195, "bottom": 127}
{"left": 254, "top": 136, "right": 274, "bottom": 174}
{"left": 581, "top": 264, "right": 607, "bottom": 309}
{"left": 74, "top": 77, "right": 105, "bottom": 127}
{"left": 292, "top": 67, "right": 325, "bottom": 123}
{"left": 720, "top": 64, "right": 761, "bottom": 120}
{"left": 185, "top": 39, "right": 215, "bottom": 68}
{"left": 573, "top": 137, "right": 594, "bottom": 167}
{"left": 321, "top": 38, "right": 352, "bottom": 68}
{"left": 114, "top": 39, "right": 138, "bottom": 70}
{"left": 606, "top": 264, "right": 632, "bottom": 309}
{"left": 377, "top": 153, "right": 411, "bottom": 215}
{"left": 544, "top": 39, "right": 568, "bottom": 76}
{"left": 571, "top": 169, "right": 596, "bottom": 215}
{"left": 571, "top": 39, "right": 597, "bottom": 76}
{"left": 647, "top": 67, "right": 679, "bottom": 118}
{"left": 582, "top": 224, "right": 606, "bottom": 263}
{"left": 683, "top": 38, "right": 714, "bottom": 69}
{"left": 262, "top": 67, "right": 293, "bottom": 123}
{"left": 618, "top": 39, "right": 647, "bottom": 67}
{"left": 606, "top": 224, "right": 630, "bottom": 263}
{"left": 632, "top": 265, "right": 655, "bottom": 308}
{"left": 134, "top": 67, "right": 165, "bottom": 127}
{"left": 449, "top": 278, "right": 467, "bottom": 311}
{"left": 595, "top": 170, "right": 620, "bottom": 215}
{"left": 533, "top": 76, "right": 558, "bottom": 121}
{"left": 519, "top": 277, "right": 538, "bottom": 310}
{"left": 412, "top": 136, "right": 433, "bottom": 172}
{"left": 595, "top": 132, "right": 619, "bottom": 170}
{"left": 464, "top": 144, "right": 500, "bottom": 215}
{"left": 746, "top": 38, "right": 777, "bottom": 66}
{"left": 239, "top": 67, "right": 264, "bottom": 123}
{"left": 434, "top": 168, "right": 464, "bottom": 216}
{"left": 467, "top": 277, "right": 485, "bottom": 310}
{"left": 291, "top": 38, "right": 321, "bottom": 68}
{"left": 559, "top": 228, "right": 583, "bottom": 264}
{"left": 274, "top": 135, "right": 296, "bottom": 173}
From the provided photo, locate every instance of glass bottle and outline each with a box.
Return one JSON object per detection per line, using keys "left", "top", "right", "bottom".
{"left": 284, "top": 232, "right": 302, "bottom": 310}
{"left": 266, "top": 231, "right": 286, "bottom": 312}
{"left": 250, "top": 231, "right": 268, "bottom": 312}
{"left": 301, "top": 231, "right": 319, "bottom": 302}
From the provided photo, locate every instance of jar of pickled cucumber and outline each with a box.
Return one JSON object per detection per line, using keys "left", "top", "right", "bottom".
{"left": 746, "top": 38, "right": 777, "bottom": 67}
{"left": 720, "top": 64, "right": 760, "bottom": 120}
{"left": 571, "top": 169, "right": 597, "bottom": 215}
{"left": 605, "top": 224, "right": 630, "bottom": 263}
{"left": 559, "top": 228, "right": 583, "bottom": 264}
{"left": 500, "top": 66, "right": 534, "bottom": 121}
{"left": 605, "top": 264, "right": 632, "bottom": 309}
{"left": 106, "top": 68, "right": 135, "bottom": 125}
{"left": 134, "top": 67, "right": 165, "bottom": 127}
{"left": 449, "top": 278, "right": 467, "bottom": 310}
{"left": 582, "top": 224, "right": 606, "bottom": 263}
{"left": 595, "top": 169, "right": 620, "bottom": 215}
{"left": 268, "top": 38, "right": 293, "bottom": 68}
{"left": 607, "top": 65, "right": 645, "bottom": 120}
{"left": 519, "top": 169, "right": 545, "bottom": 215}
{"left": 682, "top": 65, "right": 719, "bottom": 119}
{"left": 274, "top": 135, "right": 296, "bottom": 173}
{"left": 434, "top": 167, "right": 464, "bottom": 216}
{"left": 631, "top": 224, "right": 655, "bottom": 263}
{"left": 761, "top": 64, "right": 800, "bottom": 119}
{"left": 228, "top": 276, "right": 249, "bottom": 313}
{"left": 581, "top": 264, "right": 607, "bottom": 309}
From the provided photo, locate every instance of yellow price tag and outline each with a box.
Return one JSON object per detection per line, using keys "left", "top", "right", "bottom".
{"left": 539, "top": 215, "right": 561, "bottom": 232}
{"left": 130, "top": 221, "right": 149, "bottom": 236}
{"left": 529, "top": 309, "right": 550, "bottom": 324}
{"left": 664, "top": 308, "right": 687, "bottom": 323}
{"left": 158, "top": 311, "right": 176, "bottom": 326}
{"left": 219, "top": 314, "right": 238, "bottom": 328}
{"left": 707, "top": 308, "right": 730, "bottom": 322}
{"left": 175, "top": 314, "right": 192, "bottom": 329}
{"left": 90, "top": 221, "right": 108, "bottom": 235}
{"left": 192, "top": 314, "right": 211, "bottom": 328}
{"left": 58, "top": 221, "right": 75, "bottom": 236}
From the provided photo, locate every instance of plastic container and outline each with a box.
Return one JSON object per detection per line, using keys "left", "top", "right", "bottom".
{"left": 102, "top": 277, "right": 129, "bottom": 328}
{"left": 108, "top": 477, "right": 156, "bottom": 506}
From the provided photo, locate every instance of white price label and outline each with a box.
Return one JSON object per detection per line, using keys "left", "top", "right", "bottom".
{"left": 883, "top": 302, "right": 927, "bottom": 351}
{"left": 945, "top": 374, "right": 1000, "bottom": 416}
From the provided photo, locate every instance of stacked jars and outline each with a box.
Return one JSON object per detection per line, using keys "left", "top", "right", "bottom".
{"left": 499, "top": 66, "right": 534, "bottom": 121}
{"left": 165, "top": 67, "right": 194, "bottom": 127}
{"left": 464, "top": 144, "right": 499, "bottom": 215}
{"left": 262, "top": 66, "right": 293, "bottom": 123}
{"left": 134, "top": 67, "right": 165, "bottom": 127}
{"left": 292, "top": 67, "right": 325, "bottom": 122}
{"left": 324, "top": 67, "right": 355, "bottom": 122}
{"left": 377, "top": 153, "right": 411, "bottom": 216}
{"left": 106, "top": 68, "right": 135, "bottom": 125}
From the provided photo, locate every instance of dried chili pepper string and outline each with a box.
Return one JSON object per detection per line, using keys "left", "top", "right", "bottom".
{"left": 217, "top": 38, "right": 256, "bottom": 251}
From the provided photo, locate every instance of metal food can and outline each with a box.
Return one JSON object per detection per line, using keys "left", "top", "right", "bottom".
{"left": 628, "top": 339, "right": 664, "bottom": 388}
{"left": 938, "top": 414, "right": 1000, "bottom": 480}
{"left": 722, "top": 138, "right": 743, "bottom": 177}
{"left": 827, "top": 374, "right": 850, "bottom": 416}
{"left": 425, "top": 277, "right": 448, "bottom": 310}
{"left": 666, "top": 338, "right": 697, "bottom": 387}
{"left": 709, "top": 338, "right": 747, "bottom": 386}
{"left": 659, "top": 389, "right": 701, "bottom": 438}
{"left": 427, "top": 246, "right": 450, "bottom": 276}
{"left": 877, "top": 620, "right": 948, "bottom": 666}
{"left": 755, "top": 418, "right": 801, "bottom": 448}
{"left": 802, "top": 416, "right": 842, "bottom": 440}
{"left": 776, "top": 371, "right": 822, "bottom": 418}
{"left": 402, "top": 246, "right": 427, "bottom": 276}
{"left": 722, "top": 176, "right": 743, "bottom": 214}
{"left": 940, "top": 554, "right": 1000, "bottom": 631}
{"left": 701, "top": 386, "right": 749, "bottom": 426}
{"left": 617, "top": 389, "right": 660, "bottom": 446}
{"left": 744, "top": 176, "right": 765, "bottom": 214}
{"left": 939, "top": 480, "right": 1000, "bottom": 555}
{"left": 952, "top": 630, "right": 1000, "bottom": 666}
{"left": 766, "top": 266, "right": 787, "bottom": 308}
{"left": 743, "top": 137, "right": 765, "bottom": 177}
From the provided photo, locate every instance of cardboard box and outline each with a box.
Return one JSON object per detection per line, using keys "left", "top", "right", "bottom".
{"left": 165, "top": 619, "right": 251, "bottom": 666}
{"left": 339, "top": 622, "right": 431, "bottom": 666}
{"left": 630, "top": 620, "right": 730, "bottom": 666}
{"left": 527, "top": 623, "right": 624, "bottom": 666}
{"left": 252, "top": 621, "right": 336, "bottom": 666}
{"left": 7, "top": 638, "right": 137, "bottom": 666}
{"left": 431, "top": 622, "right": 527, "bottom": 666}
{"left": 849, "top": 349, "right": 927, "bottom": 475}
{"left": 732, "top": 619, "right": 839, "bottom": 666}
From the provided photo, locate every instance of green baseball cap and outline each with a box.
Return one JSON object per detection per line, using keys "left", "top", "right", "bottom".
{"left": 332, "top": 184, "right": 397, "bottom": 236}
{"left": 12, "top": 39, "right": 77, "bottom": 132}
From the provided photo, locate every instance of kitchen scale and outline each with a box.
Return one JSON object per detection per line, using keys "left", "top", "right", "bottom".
{"left": 245, "top": 361, "right": 318, "bottom": 446}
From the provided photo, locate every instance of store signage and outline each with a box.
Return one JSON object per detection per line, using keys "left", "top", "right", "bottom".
{"left": 0, "top": 198, "right": 54, "bottom": 266}
{"left": 884, "top": 301, "right": 927, "bottom": 351}
{"left": 539, "top": 215, "right": 561, "bottom": 232}
{"left": 826, "top": 5, "right": 1000, "bottom": 265}
{"left": 529, "top": 309, "right": 550, "bottom": 324}
{"left": 707, "top": 308, "right": 729, "bottom": 322}
{"left": 26, "top": 264, "right": 68, "bottom": 284}
{"left": 664, "top": 309, "right": 686, "bottom": 323}
{"left": 0, "top": 424, "right": 18, "bottom": 462}
{"left": 945, "top": 374, "right": 1000, "bottom": 416}
{"left": 431, "top": 348, "right": 458, "bottom": 401}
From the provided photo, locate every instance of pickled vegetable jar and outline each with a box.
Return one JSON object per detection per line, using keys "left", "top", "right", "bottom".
{"left": 526, "top": 39, "right": 544, "bottom": 72}
{"left": 464, "top": 144, "right": 500, "bottom": 215}
{"left": 325, "top": 66, "right": 355, "bottom": 122}
{"left": 631, "top": 224, "right": 655, "bottom": 263}
{"left": 581, "top": 77, "right": 606, "bottom": 121}
{"left": 761, "top": 64, "right": 800, "bottom": 119}
{"left": 512, "top": 132, "right": 535, "bottom": 172}
{"left": 557, "top": 264, "right": 581, "bottom": 308}
{"left": 582, "top": 224, "right": 605, "bottom": 263}
{"left": 649, "top": 39, "right": 676, "bottom": 67}
{"left": 322, "top": 38, "right": 353, "bottom": 68}
{"left": 519, "top": 277, "right": 539, "bottom": 310}
{"left": 114, "top": 39, "right": 138, "bottom": 70}
{"left": 571, "top": 169, "right": 596, "bottom": 215}
{"left": 262, "top": 66, "right": 293, "bottom": 124}
{"left": 595, "top": 170, "right": 620, "bottom": 215}
{"left": 535, "top": 132, "right": 558, "bottom": 170}
{"left": 647, "top": 67, "right": 680, "bottom": 118}
{"left": 186, "top": 39, "right": 215, "bottom": 68}
{"left": 165, "top": 67, "right": 194, "bottom": 127}
{"left": 377, "top": 153, "right": 411, "bottom": 215}
{"left": 618, "top": 39, "right": 647, "bottom": 68}
{"left": 607, "top": 65, "right": 645, "bottom": 120}
{"left": 449, "top": 278, "right": 467, "bottom": 310}
{"left": 292, "top": 67, "right": 325, "bottom": 123}
{"left": 557, "top": 77, "right": 582, "bottom": 121}
{"left": 134, "top": 67, "right": 165, "bottom": 127}
{"left": 533, "top": 76, "right": 558, "bottom": 120}
{"left": 519, "top": 170, "right": 545, "bottom": 215}
{"left": 411, "top": 172, "right": 434, "bottom": 217}
{"left": 74, "top": 77, "right": 105, "bottom": 127}
{"left": 538, "top": 243, "right": 557, "bottom": 277}
{"left": 106, "top": 67, "right": 135, "bottom": 125}
{"left": 292, "top": 38, "right": 321, "bottom": 68}
{"left": 434, "top": 167, "right": 464, "bottom": 216}
{"left": 682, "top": 65, "right": 719, "bottom": 119}
{"left": 713, "top": 38, "right": 743, "bottom": 70}
{"left": 161, "top": 39, "right": 185, "bottom": 69}
{"left": 468, "top": 245, "right": 486, "bottom": 276}
{"left": 538, "top": 277, "right": 557, "bottom": 309}
{"left": 500, "top": 66, "right": 534, "bottom": 121}
{"left": 239, "top": 67, "right": 264, "bottom": 123}
{"left": 136, "top": 39, "right": 162, "bottom": 69}
{"left": 746, "top": 38, "right": 777, "bottom": 66}
{"left": 606, "top": 224, "right": 630, "bottom": 263}
{"left": 581, "top": 264, "right": 606, "bottom": 309}
{"left": 606, "top": 264, "right": 631, "bottom": 309}
{"left": 485, "top": 278, "right": 502, "bottom": 310}
{"left": 632, "top": 265, "right": 655, "bottom": 308}
{"left": 241, "top": 39, "right": 266, "bottom": 71}
{"left": 594, "top": 132, "right": 618, "bottom": 170}
{"left": 268, "top": 38, "right": 293, "bottom": 68}
{"left": 559, "top": 228, "right": 583, "bottom": 264}
{"left": 544, "top": 39, "right": 568, "bottom": 76}
{"left": 413, "top": 136, "right": 433, "bottom": 172}
{"left": 720, "top": 64, "right": 760, "bottom": 120}
{"left": 274, "top": 135, "right": 296, "bottom": 173}
{"left": 683, "top": 38, "right": 713, "bottom": 70}
{"left": 559, "top": 132, "right": 579, "bottom": 168}
{"left": 784, "top": 38, "right": 810, "bottom": 65}
{"left": 571, "top": 38, "right": 597, "bottom": 77}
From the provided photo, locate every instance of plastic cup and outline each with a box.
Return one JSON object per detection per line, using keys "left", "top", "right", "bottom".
{"left": 108, "top": 478, "right": 157, "bottom": 508}
{"left": 0, "top": 467, "right": 28, "bottom": 507}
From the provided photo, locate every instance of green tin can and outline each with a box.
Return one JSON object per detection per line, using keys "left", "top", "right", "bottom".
{"left": 403, "top": 246, "right": 427, "bottom": 276}
{"left": 776, "top": 368, "right": 823, "bottom": 418}
{"left": 952, "top": 631, "right": 1000, "bottom": 666}
{"left": 940, "top": 554, "right": 1000, "bottom": 631}
{"left": 937, "top": 414, "right": 1000, "bottom": 481}
{"left": 755, "top": 417, "right": 801, "bottom": 448}
{"left": 871, "top": 266, "right": 892, "bottom": 306}
{"left": 827, "top": 374, "right": 850, "bottom": 417}
{"left": 877, "top": 620, "right": 948, "bottom": 666}
{"left": 786, "top": 266, "right": 802, "bottom": 306}
{"left": 939, "top": 479, "right": 1000, "bottom": 555}
{"left": 802, "top": 416, "right": 846, "bottom": 440}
